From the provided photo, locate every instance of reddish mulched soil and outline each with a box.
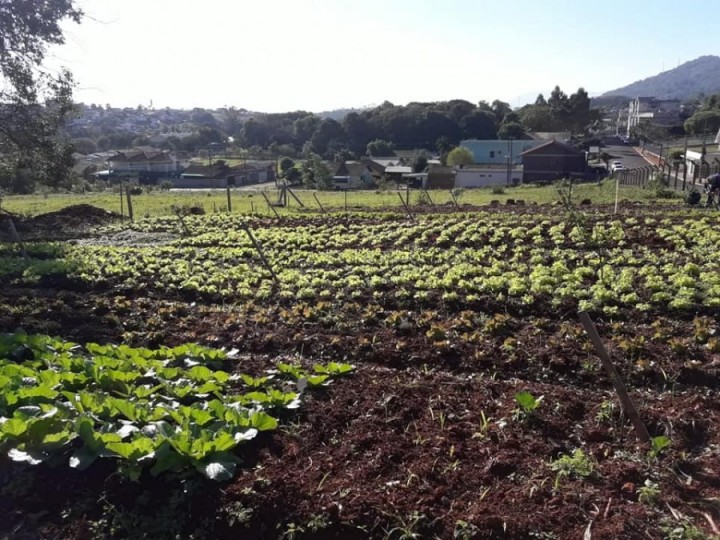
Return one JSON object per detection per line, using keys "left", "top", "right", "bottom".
{"left": 2, "top": 287, "right": 720, "bottom": 539}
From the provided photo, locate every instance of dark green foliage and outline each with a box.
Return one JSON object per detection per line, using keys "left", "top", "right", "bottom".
{"left": 0, "top": 0, "right": 82, "bottom": 193}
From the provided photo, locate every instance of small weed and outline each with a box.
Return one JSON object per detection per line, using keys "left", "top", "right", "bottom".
{"left": 383, "top": 511, "right": 425, "bottom": 540}
{"left": 549, "top": 449, "right": 594, "bottom": 489}
{"left": 280, "top": 522, "right": 304, "bottom": 540}
{"left": 454, "top": 519, "right": 479, "bottom": 539}
{"left": 306, "top": 513, "right": 331, "bottom": 533}
{"left": 636, "top": 479, "right": 661, "bottom": 506}
{"left": 595, "top": 400, "right": 615, "bottom": 424}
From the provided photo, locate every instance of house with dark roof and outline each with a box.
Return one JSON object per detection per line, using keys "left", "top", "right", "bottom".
{"left": 520, "top": 140, "right": 587, "bottom": 183}
{"left": 232, "top": 161, "right": 277, "bottom": 184}
{"left": 176, "top": 163, "right": 235, "bottom": 188}
{"left": 333, "top": 161, "right": 374, "bottom": 189}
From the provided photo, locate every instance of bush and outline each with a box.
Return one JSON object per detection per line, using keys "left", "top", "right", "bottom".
{"left": 491, "top": 186, "right": 505, "bottom": 195}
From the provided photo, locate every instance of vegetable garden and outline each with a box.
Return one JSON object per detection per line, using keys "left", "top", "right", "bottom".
{"left": 2, "top": 198, "right": 720, "bottom": 539}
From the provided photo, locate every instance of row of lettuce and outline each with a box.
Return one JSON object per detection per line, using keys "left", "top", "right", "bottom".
{"left": 1, "top": 213, "right": 720, "bottom": 314}
{"left": 0, "top": 333, "right": 352, "bottom": 480}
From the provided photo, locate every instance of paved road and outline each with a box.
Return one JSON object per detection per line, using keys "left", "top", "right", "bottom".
{"left": 601, "top": 136, "right": 652, "bottom": 170}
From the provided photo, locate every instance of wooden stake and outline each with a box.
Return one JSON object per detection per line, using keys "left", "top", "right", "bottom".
{"left": 120, "top": 186, "right": 124, "bottom": 224}
{"left": 261, "top": 191, "right": 280, "bottom": 218}
{"left": 286, "top": 186, "right": 305, "bottom": 207}
{"left": 422, "top": 189, "right": 435, "bottom": 207}
{"left": 125, "top": 186, "right": 134, "bottom": 222}
{"left": 449, "top": 190, "right": 460, "bottom": 209}
{"left": 579, "top": 311, "right": 650, "bottom": 443}
{"left": 5, "top": 216, "right": 28, "bottom": 261}
{"left": 241, "top": 222, "right": 280, "bottom": 286}
{"left": 397, "top": 192, "right": 415, "bottom": 221}
{"left": 313, "top": 193, "right": 327, "bottom": 214}
{"left": 172, "top": 206, "right": 191, "bottom": 236}
{"left": 226, "top": 185, "right": 232, "bottom": 212}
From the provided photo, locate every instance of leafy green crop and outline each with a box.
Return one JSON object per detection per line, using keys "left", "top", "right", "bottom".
{"left": 0, "top": 333, "right": 353, "bottom": 481}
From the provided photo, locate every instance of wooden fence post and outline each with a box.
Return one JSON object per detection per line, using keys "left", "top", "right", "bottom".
{"left": 125, "top": 186, "right": 134, "bottom": 222}
{"left": 226, "top": 185, "right": 232, "bottom": 212}
{"left": 397, "top": 192, "right": 415, "bottom": 221}
{"left": 579, "top": 311, "right": 651, "bottom": 443}
{"left": 241, "top": 222, "right": 280, "bottom": 287}
{"left": 5, "top": 216, "right": 28, "bottom": 261}
{"left": 261, "top": 191, "right": 280, "bottom": 218}
{"left": 172, "top": 206, "right": 191, "bottom": 236}
{"left": 313, "top": 193, "right": 327, "bottom": 214}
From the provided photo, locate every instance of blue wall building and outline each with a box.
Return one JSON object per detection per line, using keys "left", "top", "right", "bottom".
{"left": 460, "top": 139, "right": 546, "bottom": 165}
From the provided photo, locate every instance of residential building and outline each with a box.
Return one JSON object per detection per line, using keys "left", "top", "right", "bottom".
{"left": 107, "top": 147, "right": 188, "bottom": 175}
{"left": 625, "top": 97, "right": 682, "bottom": 136}
{"left": 454, "top": 164, "right": 522, "bottom": 188}
{"left": 333, "top": 161, "right": 374, "bottom": 188}
{"left": 460, "top": 140, "right": 545, "bottom": 165}
{"left": 520, "top": 140, "right": 587, "bottom": 183}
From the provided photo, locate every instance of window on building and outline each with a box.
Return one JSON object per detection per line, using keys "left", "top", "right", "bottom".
{"left": 490, "top": 151, "right": 495, "bottom": 158}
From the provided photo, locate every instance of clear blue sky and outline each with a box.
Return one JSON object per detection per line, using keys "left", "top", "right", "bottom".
{"left": 47, "top": 0, "right": 720, "bottom": 112}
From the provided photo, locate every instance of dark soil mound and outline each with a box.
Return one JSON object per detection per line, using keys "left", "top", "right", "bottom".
{"left": 2, "top": 204, "right": 121, "bottom": 240}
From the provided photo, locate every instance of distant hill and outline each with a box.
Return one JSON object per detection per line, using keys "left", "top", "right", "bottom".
{"left": 600, "top": 55, "right": 720, "bottom": 101}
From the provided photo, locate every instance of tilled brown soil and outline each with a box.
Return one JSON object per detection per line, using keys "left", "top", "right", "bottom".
{"left": 2, "top": 287, "right": 720, "bottom": 539}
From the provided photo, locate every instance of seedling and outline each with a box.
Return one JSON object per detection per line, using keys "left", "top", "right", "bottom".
{"left": 472, "top": 410, "right": 492, "bottom": 439}
{"left": 648, "top": 435, "right": 671, "bottom": 460}
{"left": 513, "top": 391, "right": 543, "bottom": 421}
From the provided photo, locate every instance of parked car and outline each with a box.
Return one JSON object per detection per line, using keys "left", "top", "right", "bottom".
{"left": 612, "top": 164, "right": 625, "bottom": 173}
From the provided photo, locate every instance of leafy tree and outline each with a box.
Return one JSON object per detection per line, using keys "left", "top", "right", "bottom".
{"left": 446, "top": 146, "right": 474, "bottom": 166}
{"left": 684, "top": 110, "right": 720, "bottom": 135}
{"left": 491, "top": 100, "right": 512, "bottom": 124}
{"left": 498, "top": 122, "right": 525, "bottom": 140}
{"left": 567, "top": 88, "right": 591, "bottom": 132}
{"left": 279, "top": 157, "right": 295, "bottom": 175}
{"left": 0, "top": 0, "right": 83, "bottom": 191}
{"left": 333, "top": 148, "right": 356, "bottom": 162}
{"left": 280, "top": 158, "right": 302, "bottom": 185}
{"left": 519, "top": 105, "right": 555, "bottom": 132}
{"left": 342, "top": 112, "right": 375, "bottom": 154}
{"left": 241, "top": 118, "right": 271, "bottom": 148}
{"left": 366, "top": 139, "right": 395, "bottom": 157}
{"left": 535, "top": 94, "right": 547, "bottom": 106}
{"left": 310, "top": 118, "right": 346, "bottom": 157}
{"left": 293, "top": 115, "right": 321, "bottom": 147}
{"left": 412, "top": 152, "right": 429, "bottom": 173}
{"left": 72, "top": 137, "right": 97, "bottom": 155}
{"left": 301, "top": 153, "right": 332, "bottom": 189}
{"left": 459, "top": 110, "right": 497, "bottom": 139}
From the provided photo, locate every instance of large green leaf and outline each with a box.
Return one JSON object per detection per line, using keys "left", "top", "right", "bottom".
{"left": 249, "top": 411, "right": 278, "bottom": 431}
{"left": 106, "top": 437, "right": 155, "bottom": 461}
{"left": 1, "top": 418, "right": 28, "bottom": 438}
